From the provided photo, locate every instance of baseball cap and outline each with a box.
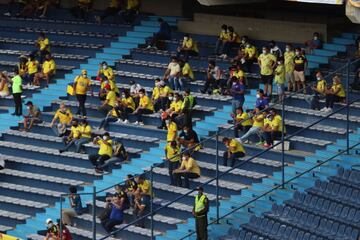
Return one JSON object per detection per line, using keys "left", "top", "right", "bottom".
{"left": 25, "top": 101, "right": 33, "bottom": 106}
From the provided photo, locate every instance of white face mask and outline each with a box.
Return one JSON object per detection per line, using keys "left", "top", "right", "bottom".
{"left": 184, "top": 130, "right": 188, "bottom": 134}
{"left": 262, "top": 50, "right": 267, "bottom": 54}
{"left": 314, "top": 36, "right": 318, "bottom": 40}
{"left": 83, "top": 74, "right": 87, "bottom": 78}
{"left": 246, "top": 44, "right": 250, "bottom": 48}
{"left": 182, "top": 156, "right": 187, "bottom": 161}
{"left": 285, "top": 47, "right": 290, "bottom": 52}
{"left": 169, "top": 96, "right": 174, "bottom": 101}
{"left": 47, "top": 223, "right": 53, "bottom": 228}
{"left": 102, "top": 65, "right": 107, "bottom": 70}
{"left": 256, "top": 94, "right": 260, "bottom": 98}
{"left": 277, "top": 61, "right": 281, "bottom": 65}
{"left": 165, "top": 120, "right": 170, "bottom": 126}
{"left": 241, "top": 40, "right": 246, "bottom": 44}
{"left": 26, "top": 106, "right": 30, "bottom": 110}
{"left": 317, "top": 77, "right": 322, "bottom": 81}
{"left": 295, "top": 51, "right": 300, "bottom": 56}
{"left": 122, "top": 94, "right": 126, "bottom": 98}
{"left": 221, "top": 30, "right": 226, "bottom": 33}
{"left": 103, "top": 136, "right": 108, "bottom": 140}
{"left": 183, "top": 37, "right": 188, "bottom": 41}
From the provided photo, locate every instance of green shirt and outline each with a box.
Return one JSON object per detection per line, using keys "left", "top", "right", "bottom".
{"left": 12, "top": 75, "right": 22, "bottom": 94}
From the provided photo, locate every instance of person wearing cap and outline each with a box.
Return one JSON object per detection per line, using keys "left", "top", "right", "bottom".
{"left": 193, "top": 186, "right": 209, "bottom": 240}
{"left": 44, "top": 218, "right": 59, "bottom": 240}
{"left": 50, "top": 102, "right": 73, "bottom": 136}
{"left": 21, "top": 101, "right": 42, "bottom": 132}
{"left": 61, "top": 186, "right": 85, "bottom": 226}
{"left": 222, "top": 137, "right": 246, "bottom": 167}
{"left": 10, "top": 68, "right": 23, "bottom": 116}
{"left": 177, "top": 33, "right": 199, "bottom": 61}
{"left": 98, "top": 84, "right": 117, "bottom": 116}
{"left": 255, "top": 89, "right": 269, "bottom": 111}
{"left": 146, "top": 18, "right": 171, "bottom": 50}
{"left": 98, "top": 61, "right": 115, "bottom": 82}
{"left": 173, "top": 151, "right": 200, "bottom": 188}
{"left": 0, "top": 71, "right": 10, "bottom": 98}
{"left": 164, "top": 56, "right": 181, "bottom": 91}
{"left": 89, "top": 132, "right": 113, "bottom": 173}
{"left": 73, "top": 69, "right": 92, "bottom": 118}
{"left": 132, "top": 88, "right": 154, "bottom": 125}
{"left": 164, "top": 140, "right": 181, "bottom": 185}
{"left": 33, "top": 53, "right": 56, "bottom": 88}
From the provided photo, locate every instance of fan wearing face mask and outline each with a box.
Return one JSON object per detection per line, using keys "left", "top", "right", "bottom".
{"left": 172, "top": 151, "right": 200, "bottom": 188}
{"left": 89, "top": 132, "right": 113, "bottom": 173}
{"left": 258, "top": 46, "right": 277, "bottom": 97}
{"left": 177, "top": 33, "right": 199, "bottom": 61}
{"left": 132, "top": 88, "right": 154, "bottom": 125}
{"left": 97, "top": 61, "right": 115, "bottom": 82}
{"left": 284, "top": 44, "right": 296, "bottom": 92}
{"left": 293, "top": 48, "right": 308, "bottom": 94}
{"left": 44, "top": 218, "right": 59, "bottom": 240}
{"left": 73, "top": 69, "right": 92, "bottom": 118}
{"left": 158, "top": 92, "right": 182, "bottom": 129}
{"left": 305, "top": 32, "right": 322, "bottom": 54}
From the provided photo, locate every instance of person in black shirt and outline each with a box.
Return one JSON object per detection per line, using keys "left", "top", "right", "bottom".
{"left": 147, "top": 18, "right": 171, "bottom": 50}
{"left": 178, "top": 125, "right": 200, "bottom": 153}
{"left": 293, "top": 48, "right": 308, "bottom": 93}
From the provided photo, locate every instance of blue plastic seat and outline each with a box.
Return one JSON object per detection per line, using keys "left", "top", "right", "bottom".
{"left": 340, "top": 206, "right": 350, "bottom": 221}
{"left": 303, "top": 232, "right": 311, "bottom": 240}
{"left": 328, "top": 202, "right": 337, "bottom": 216}
{"left": 333, "top": 204, "right": 343, "bottom": 218}
{"left": 276, "top": 225, "right": 286, "bottom": 238}
{"left": 349, "top": 190, "right": 359, "bottom": 205}
{"left": 346, "top": 208, "right": 356, "bottom": 222}
{"left": 269, "top": 222, "right": 280, "bottom": 237}
{"left": 350, "top": 228, "right": 359, "bottom": 240}
{"left": 320, "top": 199, "right": 330, "bottom": 213}
{"left": 314, "top": 198, "right": 324, "bottom": 212}
{"left": 299, "top": 212, "right": 308, "bottom": 227}
{"left": 309, "top": 235, "right": 317, "bottom": 240}
{"left": 296, "top": 231, "right": 304, "bottom": 240}
{"left": 336, "top": 224, "right": 346, "bottom": 239}
{"left": 244, "top": 232, "right": 253, "bottom": 240}
{"left": 265, "top": 220, "right": 274, "bottom": 234}
{"left": 289, "top": 228, "right": 298, "bottom": 240}
{"left": 283, "top": 226, "right": 293, "bottom": 238}
{"left": 331, "top": 183, "right": 340, "bottom": 197}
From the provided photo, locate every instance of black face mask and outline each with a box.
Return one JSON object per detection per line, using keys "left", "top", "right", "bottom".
{"left": 73, "top": 124, "right": 78, "bottom": 127}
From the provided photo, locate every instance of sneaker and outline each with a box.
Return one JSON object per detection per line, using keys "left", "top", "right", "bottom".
{"left": 320, "top": 107, "right": 328, "bottom": 112}
{"left": 134, "top": 121, "right": 139, "bottom": 125}
{"left": 95, "top": 168, "right": 104, "bottom": 174}
{"left": 146, "top": 45, "right": 152, "bottom": 49}
{"left": 3, "top": 12, "right": 11, "bottom": 17}
{"left": 116, "top": 119, "right": 122, "bottom": 123}
{"left": 222, "top": 54, "right": 228, "bottom": 59}
{"left": 263, "top": 143, "right": 272, "bottom": 148}
{"left": 324, "top": 108, "right": 332, "bottom": 113}
{"left": 139, "top": 122, "right": 144, "bottom": 126}
{"left": 123, "top": 119, "right": 129, "bottom": 124}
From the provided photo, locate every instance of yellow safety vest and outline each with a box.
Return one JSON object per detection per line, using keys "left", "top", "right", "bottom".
{"left": 195, "top": 194, "right": 207, "bottom": 215}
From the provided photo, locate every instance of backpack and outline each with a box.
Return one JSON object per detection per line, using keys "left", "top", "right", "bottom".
{"left": 113, "top": 141, "right": 128, "bottom": 160}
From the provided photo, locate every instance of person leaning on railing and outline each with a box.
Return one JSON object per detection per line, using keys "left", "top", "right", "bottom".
{"left": 222, "top": 137, "right": 246, "bottom": 167}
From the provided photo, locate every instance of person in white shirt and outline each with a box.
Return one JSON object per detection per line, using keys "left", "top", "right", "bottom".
{"left": 163, "top": 57, "right": 181, "bottom": 90}
{"left": 129, "top": 80, "right": 143, "bottom": 107}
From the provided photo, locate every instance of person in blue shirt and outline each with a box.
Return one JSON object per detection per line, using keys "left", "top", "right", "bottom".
{"left": 230, "top": 76, "right": 246, "bottom": 115}
{"left": 101, "top": 193, "right": 125, "bottom": 233}
{"left": 305, "top": 32, "right": 322, "bottom": 53}
{"left": 147, "top": 18, "right": 171, "bottom": 50}
{"left": 61, "top": 186, "right": 85, "bottom": 226}
{"left": 255, "top": 89, "right": 269, "bottom": 111}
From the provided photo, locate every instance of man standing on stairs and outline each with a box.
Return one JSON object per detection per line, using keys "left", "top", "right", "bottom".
{"left": 193, "top": 186, "right": 209, "bottom": 240}
{"left": 73, "top": 69, "right": 92, "bottom": 118}
{"left": 10, "top": 68, "right": 23, "bottom": 116}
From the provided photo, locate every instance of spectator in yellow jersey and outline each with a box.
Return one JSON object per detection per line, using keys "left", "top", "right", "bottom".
{"left": 18, "top": 55, "right": 28, "bottom": 80}
{"left": 262, "top": 109, "right": 285, "bottom": 148}
{"left": 244, "top": 43, "right": 257, "bottom": 73}
{"left": 95, "top": 0, "right": 120, "bottom": 24}
{"left": 50, "top": 102, "right": 73, "bottom": 136}
{"left": 166, "top": 115, "right": 178, "bottom": 142}
{"left": 177, "top": 33, "right": 199, "bottom": 61}
{"left": 71, "top": 0, "right": 92, "bottom": 20}
{"left": 179, "top": 59, "right": 194, "bottom": 91}
{"left": 269, "top": 40, "right": 282, "bottom": 59}
{"left": 214, "top": 24, "right": 229, "bottom": 56}
{"left": 122, "top": 0, "right": 140, "bottom": 24}
{"left": 59, "top": 119, "right": 81, "bottom": 153}
{"left": 89, "top": 132, "right": 113, "bottom": 173}
{"left": 220, "top": 26, "right": 240, "bottom": 59}
{"left": 33, "top": 53, "right": 56, "bottom": 88}
{"left": 74, "top": 119, "right": 92, "bottom": 153}
{"left": 164, "top": 140, "right": 181, "bottom": 185}
{"left": 0, "top": 71, "right": 10, "bottom": 98}
{"left": 133, "top": 88, "right": 154, "bottom": 125}
{"left": 73, "top": 69, "right": 92, "bottom": 118}
{"left": 25, "top": 54, "right": 39, "bottom": 87}
{"left": 158, "top": 92, "right": 182, "bottom": 129}
{"left": 305, "top": 71, "right": 327, "bottom": 110}
{"left": 258, "top": 46, "right": 277, "bottom": 97}
{"left": 98, "top": 61, "right": 115, "bottom": 82}
{"left": 34, "top": 32, "right": 50, "bottom": 63}
{"left": 284, "top": 44, "right": 295, "bottom": 92}
{"left": 222, "top": 137, "right": 246, "bottom": 167}
{"left": 321, "top": 75, "right": 346, "bottom": 113}
{"left": 237, "top": 107, "right": 265, "bottom": 145}
{"left": 274, "top": 57, "right": 286, "bottom": 101}
{"left": 99, "top": 85, "right": 117, "bottom": 116}
{"left": 233, "top": 107, "right": 252, "bottom": 138}
{"left": 151, "top": 78, "right": 163, "bottom": 112}
{"left": 158, "top": 81, "right": 173, "bottom": 111}
{"left": 173, "top": 151, "right": 200, "bottom": 188}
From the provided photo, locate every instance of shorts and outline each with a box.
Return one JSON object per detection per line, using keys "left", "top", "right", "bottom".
{"left": 261, "top": 74, "right": 274, "bottom": 85}
{"left": 285, "top": 72, "right": 295, "bottom": 84}
{"left": 277, "top": 84, "right": 284, "bottom": 95}
{"left": 294, "top": 70, "right": 305, "bottom": 82}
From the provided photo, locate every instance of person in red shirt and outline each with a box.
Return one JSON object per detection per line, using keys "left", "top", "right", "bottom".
{"left": 57, "top": 222, "right": 73, "bottom": 240}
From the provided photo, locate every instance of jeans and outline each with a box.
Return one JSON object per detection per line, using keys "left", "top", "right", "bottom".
{"left": 223, "top": 151, "right": 245, "bottom": 167}
{"left": 101, "top": 218, "right": 123, "bottom": 233}
{"left": 62, "top": 137, "right": 77, "bottom": 152}
{"left": 75, "top": 138, "right": 91, "bottom": 153}
{"left": 135, "top": 108, "right": 153, "bottom": 122}
{"left": 99, "top": 116, "right": 118, "bottom": 130}
{"left": 239, "top": 126, "right": 262, "bottom": 142}
{"left": 168, "top": 161, "right": 180, "bottom": 185}
{"left": 168, "top": 76, "right": 179, "bottom": 90}
{"left": 98, "top": 156, "right": 126, "bottom": 171}
{"left": 234, "top": 124, "right": 251, "bottom": 138}
{"left": 133, "top": 208, "right": 148, "bottom": 228}
{"left": 178, "top": 77, "right": 189, "bottom": 91}
{"left": 98, "top": 104, "right": 113, "bottom": 116}
{"left": 173, "top": 172, "right": 200, "bottom": 188}
{"left": 13, "top": 93, "right": 22, "bottom": 116}
{"left": 76, "top": 94, "right": 87, "bottom": 117}
{"left": 231, "top": 99, "right": 244, "bottom": 115}
{"left": 176, "top": 49, "right": 198, "bottom": 62}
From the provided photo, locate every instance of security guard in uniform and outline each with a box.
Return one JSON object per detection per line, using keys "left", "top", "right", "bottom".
{"left": 193, "top": 186, "right": 209, "bottom": 240}
{"left": 180, "top": 88, "right": 196, "bottom": 128}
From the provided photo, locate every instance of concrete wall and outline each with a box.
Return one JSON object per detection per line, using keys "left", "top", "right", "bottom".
{"left": 178, "top": 13, "right": 328, "bottom": 44}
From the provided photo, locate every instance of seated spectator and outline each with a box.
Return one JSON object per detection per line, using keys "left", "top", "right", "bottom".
{"left": 220, "top": 26, "right": 240, "bottom": 59}
{"left": 44, "top": 218, "right": 59, "bottom": 240}
{"left": 98, "top": 61, "right": 115, "bottom": 82}
{"left": 178, "top": 125, "right": 200, "bottom": 152}
{"left": 95, "top": 0, "right": 120, "bottom": 24}
{"left": 177, "top": 33, "right": 199, "bottom": 61}
{"left": 25, "top": 54, "right": 39, "bottom": 87}
{"left": 238, "top": 107, "right": 265, "bottom": 144}
{"left": 233, "top": 107, "right": 252, "bottom": 138}
{"left": 166, "top": 115, "right": 178, "bottom": 142}
{"left": 230, "top": 75, "right": 245, "bottom": 114}
{"left": 16, "top": 0, "right": 39, "bottom": 18}
{"left": 37, "top": 0, "right": 57, "bottom": 18}
{"left": 239, "top": 35, "right": 249, "bottom": 49}
{"left": 214, "top": 24, "right": 229, "bottom": 56}
{"left": 164, "top": 57, "right": 181, "bottom": 90}
{"left": 18, "top": 55, "right": 28, "bottom": 80}
{"left": 258, "top": 46, "right": 277, "bottom": 96}
{"left": 305, "top": 71, "right": 327, "bottom": 110}
{"left": 89, "top": 132, "right": 113, "bottom": 173}
{"left": 269, "top": 40, "right": 282, "bottom": 59}
{"left": 96, "top": 139, "right": 129, "bottom": 173}
{"left": 305, "top": 32, "right": 322, "bottom": 53}
{"left": 255, "top": 89, "right": 269, "bottom": 110}
{"left": 124, "top": 174, "right": 138, "bottom": 206}
{"left": 60, "top": 119, "right": 81, "bottom": 153}
{"left": 178, "top": 89, "right": 196, "bottom": 128}
{"left": 158, "top": 93, "right": 182, "bottom": 129}
{"left": 4, "top": 0, "right": 27, "bottom": 17}
{"left": 222, "top": 137, "right": 246, "bottom": 167}
{"left": 136, "top": 174, "right": 152, "bottom": 202}
{"left": 98, "top": 85, "right": 117, "bottom": 116}
{"left": 99, "top": 77, "right": 118, "bottom": 100}
{"left": 243, "top": 42, "right": 257, "bottom": 73}
{"left": 178, "top": 59, "right": 194, "bottom": 91}
{"left": 33, "top": 53, "right": 56, "bottom": 88}
{"left": 132, "top": 89, "right": 154, "bottom": 125}
{"left": 56, "top": 222, "right": 73, "bottom": 240}
{"left": 74, "top": 119, "right": 92, "bottom": 153}
{"left": 129, "top": 80, "right": 143, "bottom": 106}
{"left": 201, "top": 60, "right": 222, "bottom": 94}
{"left": 173, "top": 151, "right": 200, "bottom": 188}
{"left": 151, "top": 78, "right": 163, "bottom": 112}
{"left": 284, "top": 44, "right": 295, "bottom": 92}
{"left": 61, "top": 186, "right": 85, "bottom": 226}
{"left": 101, "top": 193, "right": 125, "bottom": 233}
{"left": 34, "top": 32, "right": 50, "bottom": 63}
{"left": 262, "top": 108, "right": 285, "bottom": 148}
{"left": 73, "top": 69, "right": 92, "bottom": 118}
{"left": 293, "top": 48, "right": 308, "bottom": 94}
{"left": 21, "top": 101, "right": 42, "bottom": 132}
{"left": 133, "top": 190, "right": 148, "bottom": 228}
{"left": 232, "top": 48, "right": 246, "bottom": 67}
{"left": 321, "top": 75, "right": 346, "bottom": 112}
{"left": 146, "top": 18, "right": 171, "bottom": 50}
{"left": 157, "top": 81, "right": 173, "bottom": 111}
{"left": 164, "top": 140, "right": 181, "bottom": 185}
{"left": 118, "top": 89, "right": 135, "bottom": 123}
{"left": 274, "top": 57, "right": 286, "bottom": 101}
{"left": 122, "top": 0, "right": 140, "bottom": 24}
{"left": 50, "top": 102, "right": 73, "bottom": 136}
{"left": 0, "top": 71, "right": 10, "bottom": 98}
{"left": 71, "top": 0, "right": 91, "bottom": 20}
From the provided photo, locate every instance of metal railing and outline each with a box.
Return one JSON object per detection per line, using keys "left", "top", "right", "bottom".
{"left": 56, "top": 57, "right": 360, "bottom": 239}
